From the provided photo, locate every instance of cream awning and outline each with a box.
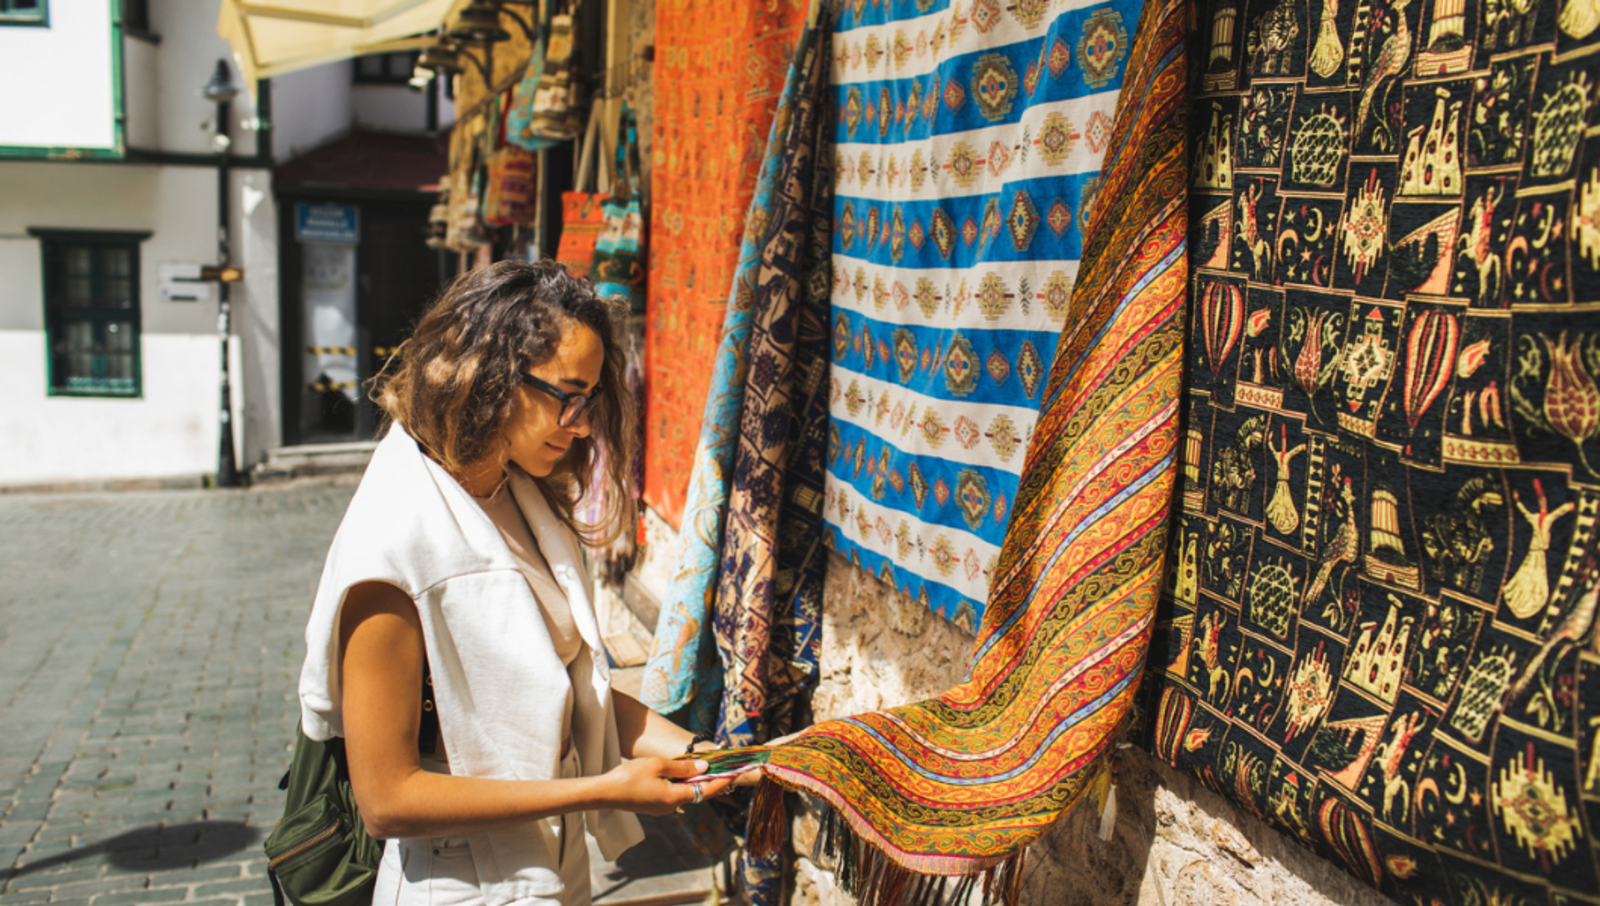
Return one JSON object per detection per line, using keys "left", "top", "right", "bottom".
{"left": 218, "top": 0, "right": 467, "bottom": 86}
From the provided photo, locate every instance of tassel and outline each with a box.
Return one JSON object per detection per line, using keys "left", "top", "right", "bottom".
{"left": 746, "top": 778, "right": 789, "bottom": 858}
{"left": 1097, "top": 748, "right": 1125, "bottom": 842}
{"left": 978, "top": 865, "right": 997, "bottom": 906}
{"left": 1096, "top": 781, "right": 1118, "bottom": 841}
{"left": 884, "top": 864, "right": 914, "bottom": 906}
{"left": 812, "top": 802, "right": 834, "bottom": 865}
{"left": 945, "top": 874, "right": 974, "bottom": 906}
{"left": 757, "top": 784, "right": 1036, "bottom": 906}
{"left": 835, "top": 816, "right": 855, "bottom": 893}
{"left": 1006, "top": 850, "right": 1026, "bottom": 906}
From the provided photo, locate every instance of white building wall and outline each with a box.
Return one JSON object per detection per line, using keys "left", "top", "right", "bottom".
{"left": 352, "top": 83, "right": 455, "bottom": 134}
{"left": 122, "top": 35, "right": 161, "bottom": 151}
{"left": 272, "top": 63, "right": 355, "bottom": 159}
{"left": 235, "top": 169, "right": 282, "bottom": 476}
{"left": 0, "top": 0, "right": 449, "bottom": 487}
{"left": 0, "top": 163, "right": 275, "bottom": 485}
{"left": 0, "top": 331, "right": 243, "bottom": 485}
{"left": 0, "top": 1, "right": 118, "bottom": 152}
{"left": 149, "top": 0, "right": 265, "bottom": 155}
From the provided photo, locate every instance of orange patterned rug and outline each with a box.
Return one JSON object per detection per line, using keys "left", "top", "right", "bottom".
{"left": 645, "top": 0, "right": 807, "bottom": 526}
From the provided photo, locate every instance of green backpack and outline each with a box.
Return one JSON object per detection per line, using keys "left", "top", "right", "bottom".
{"left": 264, "top": 667, "right": 437, "bottom": 906}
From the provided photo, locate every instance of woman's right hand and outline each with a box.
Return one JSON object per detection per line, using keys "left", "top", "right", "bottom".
{"left": 600, "top": 757, "right": 735, "bottom": 816}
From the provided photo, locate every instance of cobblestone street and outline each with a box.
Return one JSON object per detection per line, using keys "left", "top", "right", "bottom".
{"left": 0, "top": 484, "right": 711, "bottom": 906}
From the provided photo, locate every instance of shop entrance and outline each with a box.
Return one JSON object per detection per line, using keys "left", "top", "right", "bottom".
{"left": 279, "top": 197, "right": 453, "bottom": 446}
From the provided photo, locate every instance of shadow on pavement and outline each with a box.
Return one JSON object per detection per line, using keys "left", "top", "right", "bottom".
{"left": 0, "top": 820, "right": 260, "bottom": 879}
{"left": 592, "top": 814, "right": 714, "bottom": 903}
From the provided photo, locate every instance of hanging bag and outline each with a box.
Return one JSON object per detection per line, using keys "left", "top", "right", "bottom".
{"left": 483, "top": 93, "right": 539, "bottom": 226}
{"left": 525, "top": 2, "right": 586, "bottom": 143}
{"left": 445, "top": 118, "right": 490, "bottom": 251}
{"left": 591, "top": 105, "right": 647, "bottom": 311}
{"left": 482, "top": 146, "right": 538, "bottom": 226}
{"left": 555, "top": 107, "right": 608, "bottom": 278}
{"left": 507, "top": 0, "right": 564, "bottom": 152}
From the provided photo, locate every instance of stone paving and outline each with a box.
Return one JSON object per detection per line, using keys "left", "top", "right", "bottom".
{"left": 0, "top": 484, "right": 712, "bottom": 906}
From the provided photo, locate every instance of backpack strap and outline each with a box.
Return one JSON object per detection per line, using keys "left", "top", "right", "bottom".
{"left": 267, "top": 864, "right": 287, "bottom": 906}
{"left": 418, "top": 661, "right": 439, "bottom": 756}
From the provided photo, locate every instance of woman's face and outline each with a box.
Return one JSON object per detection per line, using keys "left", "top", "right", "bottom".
{"left": 503, "top": 323, "right": 605, "bottom": 477}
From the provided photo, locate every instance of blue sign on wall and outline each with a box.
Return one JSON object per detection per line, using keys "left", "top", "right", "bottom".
{"left": 295, "top": 204, "right": 359, "bottom": 244}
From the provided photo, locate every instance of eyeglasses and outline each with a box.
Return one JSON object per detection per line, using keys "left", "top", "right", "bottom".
{"left": 521, "top": 372, "right": 601, "bottom": 427}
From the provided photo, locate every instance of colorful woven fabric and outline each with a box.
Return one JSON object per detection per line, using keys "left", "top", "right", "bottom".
{"left": 747, "top": 0, "right": 1188, "bottom": 895}
{"left": 1141, "top": 0, "right": 1600, "bottom": 902}
{"left": 644, "top": 0, "right": 807, "bottom": 526}
{"left": 820, "top": 0, "right": 1144, "bottom": 630}
{"left": 712, "top": 10, "right": 835, "bottom": 753}
{"left": 650, "top": 22, "right": 836, "bottom": 904}
{"left": 640, "top": 18, "right": 829, "bottom": 725}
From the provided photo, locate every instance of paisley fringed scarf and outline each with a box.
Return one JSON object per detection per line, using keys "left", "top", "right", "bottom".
{"left": 729, "top": 0, "right": 1192, "bottom": 899}
{"left": 711, "top": 12, "right": 834, "bottom": 754}
{"left": 711, "top": 19, "right": 837, "bottom": 903}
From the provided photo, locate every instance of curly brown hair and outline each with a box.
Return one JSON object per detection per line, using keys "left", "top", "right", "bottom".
{"left": 375, "top": 259, "right": 636, "bottom": 548}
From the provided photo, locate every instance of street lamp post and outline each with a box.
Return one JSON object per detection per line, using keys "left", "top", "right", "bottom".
{"left": 203, "top": 59, "right": 242, "bottom": 488}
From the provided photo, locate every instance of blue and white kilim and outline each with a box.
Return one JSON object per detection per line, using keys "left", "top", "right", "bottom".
{"left": 822, "top": 0, "right": 1141, "bottom": 629}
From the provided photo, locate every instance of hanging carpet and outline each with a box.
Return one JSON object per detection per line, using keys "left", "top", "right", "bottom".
{"left": 734, "top": 0, "right": 1191, "bottom": 898}
{"left": 711, "top": 13, "right": 835, "bottom": 756}
{"left": 642, "top": 17, "right": 837, "bottom": 905}
{"left": 641, "top": 12, "right": 834, "bottom": 732}
{"left": 644, "top": 0, "right": 807, "bottom": 527}
{"left": 1141, "top": 0, "right": 1600, "bottom": 902}
{"left": 818, "top": 0, "right": 1145, "bottom": 631}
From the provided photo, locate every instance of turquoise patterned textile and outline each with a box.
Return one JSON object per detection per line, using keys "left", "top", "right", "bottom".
{"left": 639, "top": 29, "right": 816, "bottom": 722}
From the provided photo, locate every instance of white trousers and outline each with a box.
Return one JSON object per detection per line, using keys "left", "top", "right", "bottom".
{"left": 371, "top": 748, "right": 590, "bottom": 906}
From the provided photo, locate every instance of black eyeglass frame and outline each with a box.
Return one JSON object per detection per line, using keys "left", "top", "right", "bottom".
{"left": 520, "top": 372, "right": 600, "bottom": 427}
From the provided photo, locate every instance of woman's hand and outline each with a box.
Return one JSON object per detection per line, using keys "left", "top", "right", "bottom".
{"left": 599, "top": 757, "right": 736, "bottom": 816}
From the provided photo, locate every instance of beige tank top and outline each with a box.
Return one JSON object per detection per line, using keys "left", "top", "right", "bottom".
{"left": 477, "top": 483, "right": 582, "bottom": 747}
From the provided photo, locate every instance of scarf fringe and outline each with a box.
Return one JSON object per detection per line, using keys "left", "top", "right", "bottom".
{"left": 746, "top": 779, "right": 1027, "bottom": 906}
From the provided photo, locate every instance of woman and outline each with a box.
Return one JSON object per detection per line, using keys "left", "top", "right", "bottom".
{"left": 296, "top": 260, "right": 732, "bottom": 906}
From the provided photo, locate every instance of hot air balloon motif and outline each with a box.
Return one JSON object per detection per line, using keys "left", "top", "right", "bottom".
{"left": 1403, "top": 309, "right": 1460, "bottom": 429}
{"left": 1201, "top": 281, "right": 1245, "bottom": 378}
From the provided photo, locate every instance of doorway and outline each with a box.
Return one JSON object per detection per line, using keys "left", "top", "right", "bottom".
{"left": 279, "top": 196, "right": 454, "bottom": 446}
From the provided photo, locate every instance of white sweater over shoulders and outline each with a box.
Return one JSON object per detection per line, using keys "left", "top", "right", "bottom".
{"left": 298, "top": 425, "right": 643, "bottom": 906}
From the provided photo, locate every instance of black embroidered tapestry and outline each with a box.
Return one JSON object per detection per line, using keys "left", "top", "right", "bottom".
{"left": 1144, "top": 0, "right": 1600, "bottom": 902}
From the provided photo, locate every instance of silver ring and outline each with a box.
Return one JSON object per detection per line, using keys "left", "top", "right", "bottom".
{"left": 691, "top": 782, "right": 704, "bottom": 805}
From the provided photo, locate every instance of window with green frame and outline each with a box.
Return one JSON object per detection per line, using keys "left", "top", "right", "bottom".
{"left": 0, "top": 0, "right": 47, "bottom": 26}
{"left": 32, "top": 230, "right": 152, "bottom": 398}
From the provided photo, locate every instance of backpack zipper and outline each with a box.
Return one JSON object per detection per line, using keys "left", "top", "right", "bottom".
{"left": 268, "top": 818, "right": 343, "bottom": 869}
